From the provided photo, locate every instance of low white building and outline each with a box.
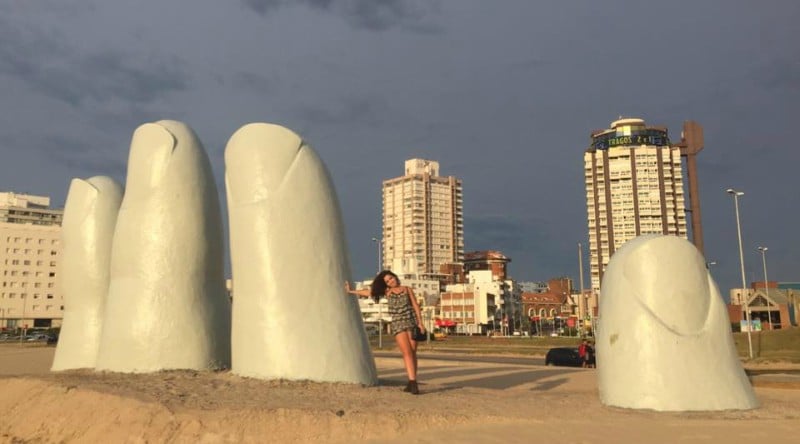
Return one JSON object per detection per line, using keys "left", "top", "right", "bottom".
{"left": 0, "top": 192, "right": 64, "bottom": 330}
{"left": 440, "top": 270, "right": 520, "bottom": 335}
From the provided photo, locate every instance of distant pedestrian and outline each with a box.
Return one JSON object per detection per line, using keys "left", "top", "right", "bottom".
{"left": 579, "top": 339, "right": 589, "bottom": 368}
{"left": 345, "top": 271, "right": 425, "bottom": 394}
{"left": 586, "top": 341, "right": 596, "bottom": 368}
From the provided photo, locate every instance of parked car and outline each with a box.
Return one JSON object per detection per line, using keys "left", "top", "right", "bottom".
{"left": 545, "top": 347, "right": 583, "bottom": 367}
{"left": 26, "top": 334, "right": 50, "bottom": 342}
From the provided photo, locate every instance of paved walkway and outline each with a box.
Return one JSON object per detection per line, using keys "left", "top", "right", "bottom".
{"left": 2, "top": 344, "right": 798, "bottom": 390}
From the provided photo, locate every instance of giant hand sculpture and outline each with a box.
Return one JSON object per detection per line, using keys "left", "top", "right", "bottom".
{"left": 95, "top": 120, "right": 230, "bottom": 372}
{"left": 225, "top": 123, "right": 377, "bottom": 384}
{"left": 51, "top": 176, "right": 123, "bottom": 371}
{"left": 597, "top": 234, "right": 758, "bottom": 411}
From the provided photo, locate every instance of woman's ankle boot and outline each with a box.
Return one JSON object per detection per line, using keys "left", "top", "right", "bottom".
{"left": 408, "top": 380, "right": 419, "bottom": 395}
{"left": 403, "top": 381, "right": 412, "bottom": 392}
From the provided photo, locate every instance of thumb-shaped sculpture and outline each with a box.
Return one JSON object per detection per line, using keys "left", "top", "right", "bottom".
{"left": 96, "top": 120, "right": 231, "bottom": 372}
{"left": 597, "top": 234, "right": 758, "bottom": 411}
{"left": 51, "top": 176, "right": 123, "bottom": 371}
{"left": 225, "top": 123, "right": 377, "bottom": 384}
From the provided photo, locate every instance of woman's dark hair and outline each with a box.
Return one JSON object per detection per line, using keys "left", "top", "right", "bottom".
{"left": 370, "top": 270, "right": 399, "bottom": 302}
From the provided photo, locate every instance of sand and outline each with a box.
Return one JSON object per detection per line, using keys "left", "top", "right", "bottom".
{"left": 1, "top": 344, "right": 798, "bottom": 443}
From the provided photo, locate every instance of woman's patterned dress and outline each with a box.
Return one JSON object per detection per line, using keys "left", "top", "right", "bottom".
{"left": 387, "top": 287, "right": 417, "bottom": 335}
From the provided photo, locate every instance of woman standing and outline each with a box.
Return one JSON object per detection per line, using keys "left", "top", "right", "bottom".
{"left": 346, "top": 270, "right": 426, "bottom": 394}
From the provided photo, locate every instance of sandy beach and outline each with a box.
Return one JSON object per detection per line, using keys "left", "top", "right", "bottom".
{"left": 1, "top": 344, "right": 798, "bottom": 443}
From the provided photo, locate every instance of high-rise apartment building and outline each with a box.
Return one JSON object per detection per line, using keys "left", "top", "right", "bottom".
{"left": 0, "top": 192, "right": 64, "bottom": 329}
{"left": 584, "top": 118, "right": 687, "bottom": 291}
{"left": 382, "top": 159, "right": 464, "bottom": 277}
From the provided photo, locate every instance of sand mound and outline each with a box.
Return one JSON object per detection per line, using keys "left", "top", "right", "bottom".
{"left": 0, "top": 372, "right": 506, "bottom": 443}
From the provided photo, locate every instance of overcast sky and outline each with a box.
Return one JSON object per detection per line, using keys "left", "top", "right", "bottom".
{"left": 1, "top": 0, "right": 798, "bottom": 292}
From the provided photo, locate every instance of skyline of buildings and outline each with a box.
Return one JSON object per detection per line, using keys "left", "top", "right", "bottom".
{"left": 1, "top": 116, "right": 795, "bottom": 331}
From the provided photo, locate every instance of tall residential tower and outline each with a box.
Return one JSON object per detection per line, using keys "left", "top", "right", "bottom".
{"left": 584, "top": 118, "right": 688, "bottom": 291}
{"left": 382, "top": 159, "right": 464, "bottom": 278}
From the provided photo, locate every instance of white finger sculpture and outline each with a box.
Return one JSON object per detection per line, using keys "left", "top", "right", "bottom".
{"left": 225, "top": 123, "right": 377, "bottom": 384}
{"left": 95, "top": 120, "right": 231, "bottom": 373}
{"left": 51, "top": 176, "right": 123, "bottom": 371}
{"left": 597, "top": 234, "right": 758, "bottom": 411}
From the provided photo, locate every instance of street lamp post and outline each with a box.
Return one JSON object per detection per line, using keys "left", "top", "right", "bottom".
{"left": 726, "top": 188, "right": 753, "bottom": 359}
{"left": 367, "top": 299, "right": 384, "bottom": 349}
{"left": 756, "top": 246, "right": 773, "bottom": 330}
{"left": 578, "top": 242, "right": 585, "bottom": 328}
{"left": 371, "top": 237, "right": 382, "bottom": 273}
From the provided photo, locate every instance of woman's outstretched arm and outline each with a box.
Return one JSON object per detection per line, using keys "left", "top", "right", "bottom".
{"left": 345, "top": 281, "right": 371, "bottom": 298}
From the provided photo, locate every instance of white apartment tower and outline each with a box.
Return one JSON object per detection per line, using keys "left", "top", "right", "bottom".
{"left": 382, "top": 159, "right": 464, "bottom": 277}
{"left": 0, "top": 192, "right": 64, "bottom": 329}
{"left": 585, "top": 118, "right": 687, "bottom": 291}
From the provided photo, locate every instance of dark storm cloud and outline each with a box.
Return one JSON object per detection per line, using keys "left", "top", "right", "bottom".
{"left": 466, "top": 215, "right": 578, "bottom": 279}
{"left": 242, "top": 0, "right": 441, "bottom": 32}
{"left": 0, "top": 16, "right": 189, "bottom": 108}
{"left": 466, "top": 216, "right": 529, "bottom": 249}
{"left": 294, "top": 95, "right": 386, "bottom": 126}
{"left": 760, "top": 58, "right": 800, "bottom": 92}
{"left": 37, "top": 135, "right": 128, "bottom": 182}
{"left": 230, "top": 72, "right": 273, "bottom": 95}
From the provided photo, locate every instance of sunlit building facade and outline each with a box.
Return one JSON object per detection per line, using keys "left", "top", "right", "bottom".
{"left": 382, "top": 159, "right": 464, "bottom": 278}
{"left": 0, "top": 192, "right": 64, "bottom": 329}
{"left": 584, "top": 118, "right": 687, "bottom": 291}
